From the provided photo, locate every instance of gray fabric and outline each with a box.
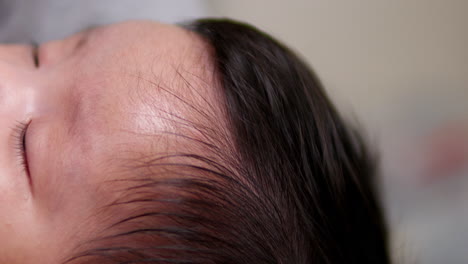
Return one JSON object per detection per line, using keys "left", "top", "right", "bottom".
{"left": 0, "top": 0, "right": 209, "bottom": 43}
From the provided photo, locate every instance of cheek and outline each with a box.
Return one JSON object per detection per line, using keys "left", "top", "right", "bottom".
{"left": 0, "top": 162, "right": 31, "bottom": 205}
{"left": 0, "top": 123, "right": 34, "bottom": 234}
{"left": 0, "top": 188, "right": 40, "bottom": 263}
{"left": 0, "top": 205, "right": 74, "bottom": 264}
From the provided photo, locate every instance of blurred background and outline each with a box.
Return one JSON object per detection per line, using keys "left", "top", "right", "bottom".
{"left": 1, "top": 1, "right": 467, "bottom": 263}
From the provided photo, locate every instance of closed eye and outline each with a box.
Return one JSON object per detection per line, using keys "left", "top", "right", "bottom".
{"left": 12, "top": 121, "right": 31, "bottom": 179}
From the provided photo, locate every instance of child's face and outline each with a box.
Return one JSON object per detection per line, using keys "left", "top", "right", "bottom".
{"left": 0, "top": 21, "right": 217, "bottom": 263}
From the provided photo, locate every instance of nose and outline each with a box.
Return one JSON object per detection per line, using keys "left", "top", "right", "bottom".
{"left": 0, "top": 44, "right": 35, "bottom": 68}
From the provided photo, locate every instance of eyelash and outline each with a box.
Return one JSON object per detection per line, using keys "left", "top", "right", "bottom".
{"left": 12, "top": 121, "right": 30, "bottom": 175}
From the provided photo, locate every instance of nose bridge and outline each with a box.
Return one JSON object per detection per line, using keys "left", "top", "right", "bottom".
{"left": 0, "top": 44, "right": 31, "bottom": 66}
{"left": 0, "top": 60, "right": 37, "bottom": 118}
{"left": 0, "top": 44, "right": 34, "bottom": 90}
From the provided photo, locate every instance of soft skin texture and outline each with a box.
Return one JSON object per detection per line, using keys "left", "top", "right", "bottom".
{"left": 0, "top": 21, "right": 219, "bottom": 264}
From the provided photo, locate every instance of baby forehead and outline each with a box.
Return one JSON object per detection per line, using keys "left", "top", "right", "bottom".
{"left": 124, "top": 45, "right": 222, "bottom": 130}
{"left": 111, "top": 21, "right": 215, "bottom": 75}
{"left": 63, "top": 23, "right": 224, "bottom": 170}
{"left": 120, "top": 23, "right": 220, "bottom": 111}
{"left": 79, "top": 26, "right": 219, "bottom": 126}
{"left": 128, "top": 33, "right": 221, "bottom": 123}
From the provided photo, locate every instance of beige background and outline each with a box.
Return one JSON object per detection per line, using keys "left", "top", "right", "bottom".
{"left": 208, "top": 0, "right": 468, "bottom": 128}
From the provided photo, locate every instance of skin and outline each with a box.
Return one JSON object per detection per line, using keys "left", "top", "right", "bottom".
{"left": 0, "top": 21, "right": 221, "bottom": 263}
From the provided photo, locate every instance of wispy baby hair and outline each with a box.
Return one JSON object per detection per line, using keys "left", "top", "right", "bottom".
{"left": 63, "top": 18, "right": 390, "bottom": 264}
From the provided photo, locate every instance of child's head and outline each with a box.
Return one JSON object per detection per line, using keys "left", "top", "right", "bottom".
{"left": 0, "top": 19, "right": 389, "bottom": 263}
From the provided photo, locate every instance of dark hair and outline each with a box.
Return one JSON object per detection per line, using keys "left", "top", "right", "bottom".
{"left": 63, "top": 18, "right": 389, "bottom": 264}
